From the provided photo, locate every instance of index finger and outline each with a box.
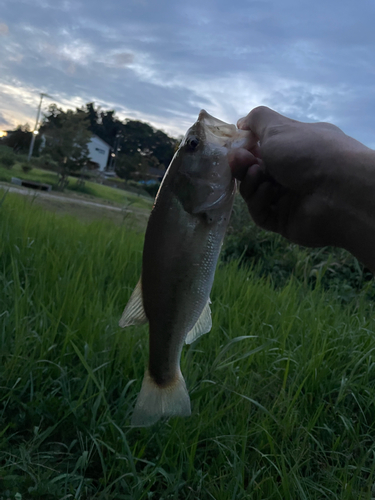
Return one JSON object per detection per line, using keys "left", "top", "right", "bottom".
{"left": 237, "top": 106, "right": 288, "bottom": 141}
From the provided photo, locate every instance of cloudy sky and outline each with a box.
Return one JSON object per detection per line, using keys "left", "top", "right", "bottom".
{"left": 0, "top": 0, "right": 374, "bottom": 146}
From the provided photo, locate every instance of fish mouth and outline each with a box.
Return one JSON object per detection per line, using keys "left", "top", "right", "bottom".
{"left": 197, "top": 109, "right": 238, "bottom": 146}
{"left": 198, "top": 109, "right": 230, "bottom": 128}
{"left": 196, "top": 110, "right": 256, "bottom": 151}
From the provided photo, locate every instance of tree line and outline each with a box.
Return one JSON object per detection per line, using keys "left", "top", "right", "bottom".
{"left": 2, "top": 102, "right": 179, "bottom": 184}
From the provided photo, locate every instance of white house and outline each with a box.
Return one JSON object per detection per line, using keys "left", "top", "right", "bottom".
{"left": 87, "top": 135, "right": 111, "bottom": 171}
{"left": 39, "top": 133, "right": 111, "bottom": 172}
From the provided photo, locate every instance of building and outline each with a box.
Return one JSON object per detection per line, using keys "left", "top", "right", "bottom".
{"left": 87, "top": 135, "right": 111, "bottom": 172}
{"left": 38, "top": 133, "right": 111, "bottom": 172}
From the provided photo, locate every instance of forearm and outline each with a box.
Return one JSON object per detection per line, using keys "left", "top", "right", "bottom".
{"left": 233, "top": 107, "right": 375, "bottom": 273}
{"left": 333, "top": 148, "right": 375, "bottom": 273}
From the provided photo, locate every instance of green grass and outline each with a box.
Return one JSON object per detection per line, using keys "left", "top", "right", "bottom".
{"left": 223, "top": 195, "right": 374, "bottom": 302}
{"left": 0, "top": 163, "right": 153, "bottom": 210}
{"left": 0, "top": 162, "right": 59, "bottom": 185}
{"left": 1, "top": 192, "right": 375, "bottom": 499}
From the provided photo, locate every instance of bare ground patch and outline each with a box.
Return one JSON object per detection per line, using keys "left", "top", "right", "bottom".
{"left": 0, "top": 182, "right": 150, "bottom": 229}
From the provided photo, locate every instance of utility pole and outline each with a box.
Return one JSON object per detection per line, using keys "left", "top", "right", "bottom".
{"left": 109, "top": 132, "right": 122, "bottom": 171}
{"left": 27, "top": 92, "right": 52, "bottom": 162}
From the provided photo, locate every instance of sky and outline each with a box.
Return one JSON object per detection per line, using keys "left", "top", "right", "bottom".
{"left": 0, "top": 0, "right": 375, "bottom": 147}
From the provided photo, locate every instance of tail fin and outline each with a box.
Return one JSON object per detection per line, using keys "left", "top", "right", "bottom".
{"left": 131, "top": 370, "right": 191, "bottom": 427}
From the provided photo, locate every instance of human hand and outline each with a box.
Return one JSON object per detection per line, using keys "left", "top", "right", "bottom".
{"left": 228, "top": 106, "right": 375, "bottom": 252}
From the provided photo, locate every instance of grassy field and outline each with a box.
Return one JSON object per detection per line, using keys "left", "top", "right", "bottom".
{"left": 0, "top": 163, "right": 153, "bottom": 210}
{"left": 1, "top": 192, "right": 375, "bottom": 499}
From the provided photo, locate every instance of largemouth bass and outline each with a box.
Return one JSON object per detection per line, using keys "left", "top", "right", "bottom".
{"left": 119, "top": 110, "right": 256, "bottom": 427}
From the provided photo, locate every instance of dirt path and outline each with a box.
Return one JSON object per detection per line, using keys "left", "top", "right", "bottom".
{"left": 0, "top": 183, "right": 131, "bottom": 212}
{"left": 0, "top": 182, "right": 150, "bottom": 228}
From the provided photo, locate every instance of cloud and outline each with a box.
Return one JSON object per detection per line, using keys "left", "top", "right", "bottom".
{"left": 0, "top": 23, "right": 9, "bottom": 35}
{"left": 112, "top": 52, "right": 135, "bottom": 67}
{"left": 0, "top": 112, "right": 11, "bottom": 130}
{"left": 0, "top": 0, "right": 374, "bottom": 145}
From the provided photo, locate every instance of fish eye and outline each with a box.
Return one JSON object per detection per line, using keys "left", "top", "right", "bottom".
{"left": 187, "top": 136, "right": 200, "bottom": 150}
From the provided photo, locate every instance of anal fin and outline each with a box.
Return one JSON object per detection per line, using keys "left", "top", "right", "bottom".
{"left": 185, "top": 298, "right": 212, "bottom": 344}
{"left": 119, "top": 278, "right": 148, "bottom": 328}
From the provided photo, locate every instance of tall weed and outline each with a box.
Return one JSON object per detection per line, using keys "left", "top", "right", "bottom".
{"left": 0, "top": 193, "right": 374, "bottom": 499}
{"left": 223, "top": 195, "right": 374, "bottom": 301}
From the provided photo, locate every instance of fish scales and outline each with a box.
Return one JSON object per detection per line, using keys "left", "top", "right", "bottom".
{"left": 144, "top": 195, "right": 228, "bottom": 386}
{"left": 119, "top": 110, "right": 256, "bottom": 426}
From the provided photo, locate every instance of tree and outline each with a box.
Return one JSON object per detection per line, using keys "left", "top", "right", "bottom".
{"left": 121, "top": 120, "right": 155, "bottom": 156}
{"left": 3, "top": 124, "right": 41, "bottom": 155}
{"left": 78, "top": 102, "right": 178, "bottom": 171}
{"left": 151, "top": 129, "right": 178, "bottom": 168}
{"left": 121, "top": 121, "right": 177, "bottom": 168}
{"left": 100, "top": 110, "right": 122, "bottom": 146}
{"left": 41, "top": 105, "right": 91, "bottom": 190}
{"left": 114, "top": 154, "right": 138, "bottom": 183}
{"left": 84, "top": 102, "right": 102, "bottom": 137}
{"left": 115, "top": 152, "right": 155, "bottom": 183}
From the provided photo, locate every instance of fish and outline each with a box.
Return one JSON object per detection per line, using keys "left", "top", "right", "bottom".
{"left": 119, "top": 110, "right": 256, "bottom": 427}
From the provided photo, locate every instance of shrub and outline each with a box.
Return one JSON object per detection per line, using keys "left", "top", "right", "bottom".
{"left": 0, "top": 156, "right": 15, "bottom": 169}
{"left": 0, "top": 146, "right": 16, "bottom": 169}
{"left": 0, "top": 145, "right": 13, "bottom": 155}
{"left": 68, "top": 180, "right": 96, "bottom": 196}
{"left": 21, "top": 163, "right": 32, "bottom": 173}
{"left": 117, "top": 179, "right": 150, "bottom": 197}
{"left": 222, "top": 194, "right": 374, "bottom": 300}
{"left": 142, "top": 182, "right": 160, "bottom": 197}
{"left": 0, "top": 156, "right": 16, "bottom": 169}
{"left": 127, "top": 180, "right": 140, "bottom": 189}
{"left": 31, "top": 154, "right": 59, "bottom": 171}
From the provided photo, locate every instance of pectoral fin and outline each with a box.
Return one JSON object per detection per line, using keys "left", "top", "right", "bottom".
{"left": 185, "top": 299, "right": 212, "bottom": 344}
{"left": 119, "top": 279, "right": 148, "bottom": 328}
